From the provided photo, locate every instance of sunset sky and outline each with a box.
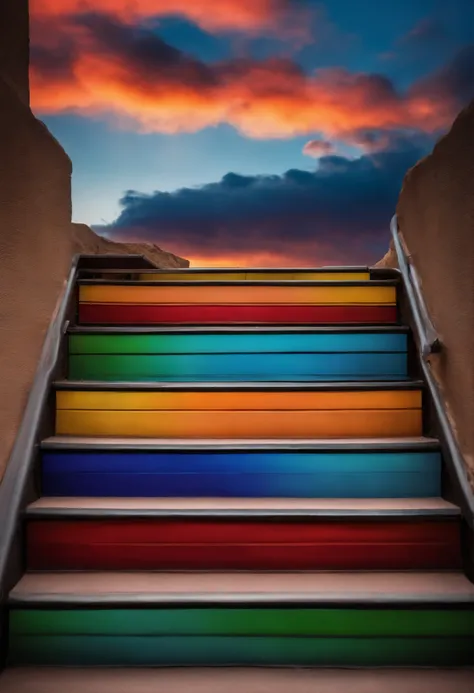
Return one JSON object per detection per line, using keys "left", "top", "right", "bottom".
{"left": 30, "top": 0, "right": 474, "bottom": 266}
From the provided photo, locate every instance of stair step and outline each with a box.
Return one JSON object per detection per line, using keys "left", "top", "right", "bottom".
{"left": 53, "top": 381, "right": 424, "bottom": 440}
{"left": 41, "top": 436, "right": 439, "bottom": 452}
{"left": 81, "top": 265, "right": 371, "bottom": 281}
{"left": 11, "top": 571, "right": 474, "bottom": 603}
{"left": 8, "top": 573, "right": 474, "bottom": 667}
{"left": 24, "top": 498, "right": 461, "bottom": 571}
{"left": 79, "top": 278, "right": 397, "bottom": 288}
{"left": 54, "top": 379, "right": 424, "bottom": 390}
{"left": 67, "top": 328, "right": 410, "bottom": 382}
{"left": 26, "top": 497, "right": 459, "bottom": 517}
{"left": 2, "top": 668, "right": 474, "bottom": 693}
{"left": 69, "top": 325, "right": 410, "bottom": 333}
{"left": 41, "top": 435, "right": 440, "bottom": 450}
{"left": 133, "top": 267, "right": 372, "bottom": 281}
{"left": 40, "top": 437, "right": 442, "bottom": 499}
{"left": 79, "top": 303, "right": 399, "bottom": 325}
{"left": 77, "top": 279, "right": 399, "bottom": 326}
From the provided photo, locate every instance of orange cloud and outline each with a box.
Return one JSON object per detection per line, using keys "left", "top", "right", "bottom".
{"left": 187, "top": 251, "right": 303, "bottom": 268}
{"left": 303, "top": 139, "right": 336, "bottom": 157}
{"left": 30, "top": 14, "right": 469, "bottom": 142}
{"left": 181, "top": 249, "right": 354, "bottom": 268}
{"left": 31, "top": 0, "right": 307, "bottom": 35}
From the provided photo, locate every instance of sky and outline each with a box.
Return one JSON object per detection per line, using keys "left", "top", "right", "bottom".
{"left": 30, "top": 0, "right": 474, "bottom": 266}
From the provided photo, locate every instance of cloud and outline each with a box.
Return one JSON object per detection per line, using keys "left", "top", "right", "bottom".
{"left": 412, "top": 45, "right": 474, "bottom": 110}
{"left": 31, "top": 0, "right": 311, "bottom": 36}
{"left": 303, "top": 139, "right": 336, "bottom": 157}
{"left": 400, "top": 17, "right": 448, "bottom": 48}
{"left": 30, "top": 13, "right": 474, "bottom": 141}
{"left": 342, "top": 128, "right": 436, "bottom": 154}
{"left": 96, "top": 135, "right": 429, "bottom": 266}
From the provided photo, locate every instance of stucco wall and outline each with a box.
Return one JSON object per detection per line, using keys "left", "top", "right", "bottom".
{"left": 0, "top": 88, "right": 190, "bottom": 482}
{"left": 0, "top": 77, "right": 73, "bottom": 481}
{"left": 396, "top": 100, "right": 474, "bottom": 484}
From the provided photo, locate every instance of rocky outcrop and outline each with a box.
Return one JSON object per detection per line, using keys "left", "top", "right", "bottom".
{"left": 72, "top": 223, "right": 189, "bottom": 268}
{"left": 373, "top": 239, "right": 397, "bottom": 269}
{"left": 376, "top": 100, "right": 474, "bottom": 484}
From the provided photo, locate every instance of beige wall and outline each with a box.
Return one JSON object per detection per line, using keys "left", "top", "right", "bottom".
{"left": 0, "top": 1, "right": 189, "bottom": 482}
{"left": 0, "top": 76, "right": 73, "bottom": 480}
{"left": 0, "top": 82, "right": 190, "bottom": 481}
{"left": 396, "top": 100, "right": 474, "bottom": 484}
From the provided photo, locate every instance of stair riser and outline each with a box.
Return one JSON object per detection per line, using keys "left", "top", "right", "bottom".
{"left": 26, "top": 520, "right": 461, "bottom": 570}
{"left": 55, "top": 389, "right": 423, "bottom": 439}
{"left": 68, "top": 354, "right": 408, "bottom": 381}
{"left": 78, "top": 304, "right": 398, "bottom": 325}
{"left": 68, "top": 332, "right": 409, "bottom": 381}
{"left": 41, "top": 451, "right": 442, "bottom": 498}
{"left": 69, "top": 332, "right": 408, "bottom": 354}
{"left": 11, "top": 607, "right": 473, "bottom": 636}
{"left": 9, "top": 635, "right": 474, "bottom": 666}
{"left": 9, "top": 607, "right": 473, "bottom": 666}
{"left": 55, "top": 410, "right": 422, "bottom": 438}
{"left": 79, "top": 285, "right": 396, "bottom": 305}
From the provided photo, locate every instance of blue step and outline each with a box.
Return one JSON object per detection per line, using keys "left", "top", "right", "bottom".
{"left": 42, "top": 448, "right": 442, "bottom": 498}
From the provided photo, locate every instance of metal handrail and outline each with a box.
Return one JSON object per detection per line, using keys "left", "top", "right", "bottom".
{"left": 0, "top": 252, "right": 157, "bottom": 600}
{"left": 0, "top": 256, "right": 80, "bottom": 599}
{"left": 390, "top": 216, "right": 441, "bottom": 360}
{"left": 390, "top": 214, "right": 474, "bottom": 528}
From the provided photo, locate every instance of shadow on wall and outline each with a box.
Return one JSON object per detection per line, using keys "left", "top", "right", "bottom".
{"left": 378, "top": 99, "right": 474, "bottom": 486}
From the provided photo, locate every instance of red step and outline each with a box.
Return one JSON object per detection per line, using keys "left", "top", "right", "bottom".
{"left": 26, "top": 498, "right": 461, "bottom": 571}
{"left": 78, "top": 303, "right": 398, "bottom": 325}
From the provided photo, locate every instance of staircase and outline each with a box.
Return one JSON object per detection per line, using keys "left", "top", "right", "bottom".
{"left": 1, "top": 266, "right": 473, "bottom": 691}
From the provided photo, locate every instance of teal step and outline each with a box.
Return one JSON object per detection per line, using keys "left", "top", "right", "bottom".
{"left": 9, "top": 568, "right": 474, "bottom": 667}
{"left": 9, "top": 633, "right": 474, "bottom": 666}
{"left": 68, "top": 330, "right": 409, "bottom": 381}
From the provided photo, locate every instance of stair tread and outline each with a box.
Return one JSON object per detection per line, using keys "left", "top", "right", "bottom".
{"left": 26, "top": 496, "right": 459, "bottom": 516}
{"left": 69, "top": 325, "right": 410, "bottom": 334}
{"left": 41, "top": 435, "right": 440, "bottom": 450}
{"left": 2, "top": 668, "right": 472, "bottom": 693}
{"left": 83, "top": 265, "right": 371, "bottom": 273}
{"left": 78, "top": 279, "right": 397, "bottom": 286}
{"left": 53, "top": 380, "right": 423, "bottom": 391}
{"left": 10, "top": 571, "right": 474, "bottom": 603}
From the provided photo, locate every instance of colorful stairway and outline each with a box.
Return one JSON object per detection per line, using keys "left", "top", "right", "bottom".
{"left": 2, "top": 267, "right": 473, "bottom": 689}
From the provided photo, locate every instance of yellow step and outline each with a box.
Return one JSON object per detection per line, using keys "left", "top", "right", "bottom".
{"left": 79, "top": 283, "right": 396, "bottom": 305}
{"left": 137, "top": 270, "right": 371, "bottom": 281}
{"left": 57, "top": 389, "right": 421, "bottom": 411}
{"left": 56, "top": 387, "right": 422, "bottom": 439}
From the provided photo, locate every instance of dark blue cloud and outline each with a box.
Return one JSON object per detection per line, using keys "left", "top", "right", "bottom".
{"left": 413, "top": 44, "right": 474, "bottom": 107}
{"left": 97, "top": 133, "right": 431, "bottom": 264}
